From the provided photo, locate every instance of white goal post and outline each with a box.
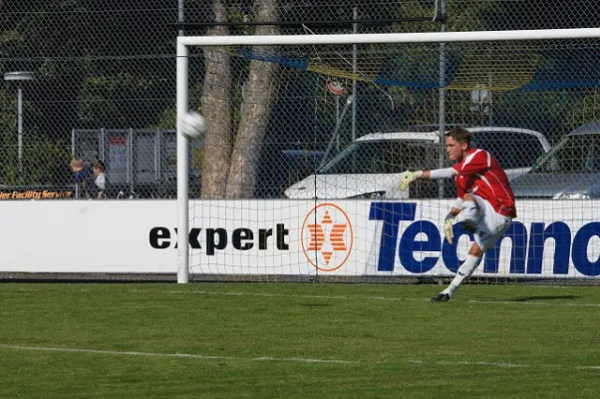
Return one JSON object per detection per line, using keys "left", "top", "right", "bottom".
{"left": 176, "top": 28, "right": 600, "bottom": 284}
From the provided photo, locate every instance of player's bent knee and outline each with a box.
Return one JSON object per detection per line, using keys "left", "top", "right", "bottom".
{"left": 469, "top": 243, "right": 484, "bottom": 258}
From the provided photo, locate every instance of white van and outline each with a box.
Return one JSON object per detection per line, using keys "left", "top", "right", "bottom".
{"left": 284, "top": 127, "right": 551, "bottom": 199}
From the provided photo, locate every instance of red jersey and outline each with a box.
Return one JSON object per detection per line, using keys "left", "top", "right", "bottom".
{"left": 452, "top": 148, "right": 517, "bottom": 218}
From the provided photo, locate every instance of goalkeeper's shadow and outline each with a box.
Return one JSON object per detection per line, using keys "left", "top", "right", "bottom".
{"left": 509, "top": 295, "right": 580, "bottom": 302}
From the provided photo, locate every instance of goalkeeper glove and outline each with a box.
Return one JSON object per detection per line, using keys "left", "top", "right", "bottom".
{"left": 444, "top": 213, "right": 455, "bottom": 245}
{"left": 398, "top": 170, "right": 423, "bottom": 191}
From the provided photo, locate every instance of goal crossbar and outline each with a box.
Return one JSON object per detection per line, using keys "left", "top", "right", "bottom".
{"left": 178, "top": 27, "right": 600, "bottom": 47}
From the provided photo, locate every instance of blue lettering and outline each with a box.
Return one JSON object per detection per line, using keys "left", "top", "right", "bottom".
{"left": 572, "top": 222, "right": 600, "bottom": 276}
{"left": 526, "top": 222, "right": 571, "bottom": 275}
{"left": 368, "top": 202, "right": 416, "bottom": 271}
{"left": 484, "top": 222, "right": 527, "bottom": 274}
{"left": 399, "top": 221, "right": 440, "bottom": 273}
{"left": 369, "top": 202, "right": 599, "bottom": 277}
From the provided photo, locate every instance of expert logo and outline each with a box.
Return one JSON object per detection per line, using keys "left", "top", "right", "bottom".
{"left": 301, "top": 203, "right": 354, "bottom": 272}
{"left": 149, "top": 224, "right": 289, "bottom": 254}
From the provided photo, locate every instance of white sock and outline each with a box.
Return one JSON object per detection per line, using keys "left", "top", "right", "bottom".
{"left": 456, "top": 200, "right": 478, "bottom": 224}
{"left": 442, "top": 254, "right": 481, "bottom": 296}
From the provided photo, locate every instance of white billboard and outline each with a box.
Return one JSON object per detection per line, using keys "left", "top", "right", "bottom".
{"left": 0, "top": 200, "right": 598, "bottom": 278}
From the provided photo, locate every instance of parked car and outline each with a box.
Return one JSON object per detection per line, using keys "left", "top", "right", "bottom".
{"left": 511, "top": 121, "right": 600, "bottom": 199}
{"left": 284, "top": 126, "right": 551, "bottom": 199}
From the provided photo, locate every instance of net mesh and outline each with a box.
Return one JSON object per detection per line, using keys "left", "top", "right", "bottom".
{"left": 2, "top": 1, "right": 600, "bottom": 196}
{"left": 189, "top": 38, "right": 600, "bottom": 198}
{"left": 187, "top": 36, "right": 600, "bottom": 282}
{"left": 1, "top": 1, "right": 600, "bottom": 282}
{"left": 228, "top": 40, "right": 600, "bottom": 92}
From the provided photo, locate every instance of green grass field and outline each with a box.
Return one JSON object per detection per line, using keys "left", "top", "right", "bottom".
{"left": 1, "top": 283, "right": 599, "bottom": 398}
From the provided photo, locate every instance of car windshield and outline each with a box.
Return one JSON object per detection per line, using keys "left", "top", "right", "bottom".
{"left": 531, "top": 133, "right": 600, "bottom": 173}
{"left": 471, "top": 131, "right": 546, "bottom": 169}
{"left": 318, "top": 140, "right": 440, "bottom": 175}
{"left": 315, "top": 129, "right": 546, "bottom": 176}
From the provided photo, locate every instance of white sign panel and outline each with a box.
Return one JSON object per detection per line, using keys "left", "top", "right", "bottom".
{"left": 0, "top": 199, "right": 598, "bottom": 278}
{"left": 182, "top": 200, "right": 600, "bottom": 278}
{"left": 0, "top": 201, "right": 176, "bottom": 273}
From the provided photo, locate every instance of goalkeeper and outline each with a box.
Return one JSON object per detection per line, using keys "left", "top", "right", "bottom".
{"left": 399, "top": 127, "right": 516, "bottom": 302}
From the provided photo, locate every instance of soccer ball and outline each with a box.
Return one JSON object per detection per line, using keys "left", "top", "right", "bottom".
{"left": 179, "top": 111, "right": 206, "bottom": 140}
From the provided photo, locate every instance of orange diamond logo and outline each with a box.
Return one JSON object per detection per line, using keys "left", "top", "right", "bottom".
{"left": 302, "top": 204, "right": 354, "bottom": 272}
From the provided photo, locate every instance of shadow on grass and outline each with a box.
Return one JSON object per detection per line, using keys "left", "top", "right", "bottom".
{"left": 300, "top": 303, "right": 332, "bottom": 307}
{"left": 511, "top": 295, "right": 581, "bottom": 302}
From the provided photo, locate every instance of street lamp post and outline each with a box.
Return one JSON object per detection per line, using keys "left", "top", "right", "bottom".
{"left": 4, "top": 71, "right": 35, "bottom": 178}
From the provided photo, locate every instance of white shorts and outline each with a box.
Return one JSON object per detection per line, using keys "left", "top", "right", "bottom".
{"left": 469, "top": 195, "right": 513, "bottom": 252}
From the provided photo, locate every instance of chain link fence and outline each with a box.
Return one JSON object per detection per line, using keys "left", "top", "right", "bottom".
{"left": 2, "top": 1, "right": 600, "bottom": 200}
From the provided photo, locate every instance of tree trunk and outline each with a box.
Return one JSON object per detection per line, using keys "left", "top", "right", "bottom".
{"left": 200, "top": 0, "right": 233, "bottom": 199}
{"left": 225, "top": 0, "right": 280, "bottom": 198}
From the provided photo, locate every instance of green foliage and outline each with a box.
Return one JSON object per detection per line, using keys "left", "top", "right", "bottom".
{"left": 0, "top": 131, "right": 71, "bottom": 186}
{"left": 568, "top": 89, "right": 600, "bottom": 131}
{"left": 156, "top": 107, "right": 177, "bottom": 130}
{"left": 0, "top": 30, "right": 23, "bottom": 45}
{"left": 5, "top": 1, "right": 176, "bottom": 130}
{"left": 386, "top": 1, "right": 506, "bottom": 127}
{"left": 1, "top": 0, "right": 598, "bottom": 191}
{"left": 0, "top": 84, "right": 70, "bottom": 186}
{"left": 447, "top": 1, "right": 505, "bottom": 32}
{"left": 155, "top": 82, "right": 205, "bottom": 130}
{"left": 0, "top": 89, "right": 19, "bottom": 184}
{"left": 0, "top": 88, "right": 17, "bottom": 131}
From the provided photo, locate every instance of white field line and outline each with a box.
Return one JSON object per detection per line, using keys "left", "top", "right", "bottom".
{"left": 407, "top": 360, "right": 600, "bottom": 371}
{"left": 156, "top": 289, "right": 600, "bottom": 308}
{"left": 2, "top": 344, "right": 600, "bottom": 371}
{"left": 0, "top": 344, "right": 354, "bottom": 365}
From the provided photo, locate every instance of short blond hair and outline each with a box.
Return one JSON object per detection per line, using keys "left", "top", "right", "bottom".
{"left": 70, "top": 157, "right": 84, "bottom": 169}
{"left": 445, "top": 127, "right": 472, "bottom": 145}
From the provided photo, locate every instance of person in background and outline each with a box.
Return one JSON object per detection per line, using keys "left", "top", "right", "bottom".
{"left": 92, "top": 160, "right": 108, "bottom": 199}
{"left": 70, "top": 157, "right": 97, "bottom": 199}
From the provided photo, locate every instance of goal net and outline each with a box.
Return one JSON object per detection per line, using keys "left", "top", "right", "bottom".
{"left": 177, "top": 29, "right": 600, "bottom": 283}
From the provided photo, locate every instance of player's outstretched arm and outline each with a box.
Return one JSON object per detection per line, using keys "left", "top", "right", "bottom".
{"left": 398, "top": 167, "right": 458, "bottom": 191}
